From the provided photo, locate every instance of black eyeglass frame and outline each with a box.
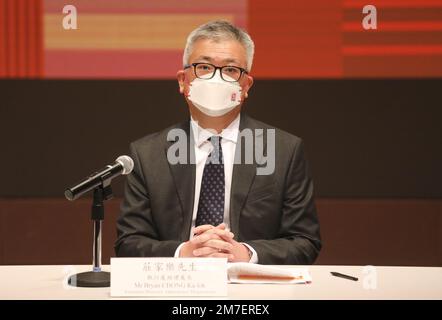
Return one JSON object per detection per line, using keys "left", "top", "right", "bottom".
{"left": 184, "top": 62, "right": 248, "bottom": 82}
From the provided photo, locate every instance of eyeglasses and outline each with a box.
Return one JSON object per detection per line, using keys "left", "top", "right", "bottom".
{"left": 184, "top": 62, "right": 248, "bottom": 82}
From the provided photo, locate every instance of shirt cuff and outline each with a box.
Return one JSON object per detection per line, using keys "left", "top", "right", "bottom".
{"left": 174, "top": 242, "right": 186, "bottom": 258}
{"left": 241, "top": 243, "right": 259, "bottom": 264}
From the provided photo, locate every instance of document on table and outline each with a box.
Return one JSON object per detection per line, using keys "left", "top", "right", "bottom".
{"left": 227, "top": 263, "right": 312, "bottom": 284}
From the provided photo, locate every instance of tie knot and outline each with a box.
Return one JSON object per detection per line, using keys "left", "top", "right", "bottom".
{"left": 209, "top": 135, "right": 221, "bottom": 146}
{"left": 207, "top": 136, "right": 223, "bottom": 164}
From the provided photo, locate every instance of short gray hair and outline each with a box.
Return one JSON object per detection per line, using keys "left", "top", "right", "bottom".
{"left": 183, "top": 20, "right": 255, "bottom": 72}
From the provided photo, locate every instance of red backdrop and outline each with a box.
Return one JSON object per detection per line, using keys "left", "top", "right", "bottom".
{"left": 0, "top": 0, "right": 441, "bottom": 78}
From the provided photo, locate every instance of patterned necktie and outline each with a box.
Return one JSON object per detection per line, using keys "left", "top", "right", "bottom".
{"left": 195, "top": 136, "right": 225, "bottom": 227}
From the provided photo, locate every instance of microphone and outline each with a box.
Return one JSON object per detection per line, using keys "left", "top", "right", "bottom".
{"left": 65, "top": 155, "right": 134, "bottom": 201}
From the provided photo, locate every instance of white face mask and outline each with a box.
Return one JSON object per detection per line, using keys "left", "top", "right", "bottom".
{"left": 187, "top": 71, "right": 242, "bottom": 117}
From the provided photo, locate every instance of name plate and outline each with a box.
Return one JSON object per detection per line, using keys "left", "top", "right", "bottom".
{"left": 110, "top": 257, "right": 227, "bottom": 297}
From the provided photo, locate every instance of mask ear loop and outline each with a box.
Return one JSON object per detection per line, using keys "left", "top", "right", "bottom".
{"left": 184, "top": 79, "right": 195, "bottom": 98}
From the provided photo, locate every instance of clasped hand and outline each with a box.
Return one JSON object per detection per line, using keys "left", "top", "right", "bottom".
{"left": 179, "top": 223, "right": 251, "bottom": 262}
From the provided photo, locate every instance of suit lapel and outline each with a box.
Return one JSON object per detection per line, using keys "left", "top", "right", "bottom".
{"left": 229, "top": 113, "right": 262, "bottom": 239}
{"left": 164, "top": 121, "right": 196, "bottom": 241}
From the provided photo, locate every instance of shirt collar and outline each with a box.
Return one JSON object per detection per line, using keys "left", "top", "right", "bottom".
{"left": 190, "top": 113, "right": 240, "bottom": 148}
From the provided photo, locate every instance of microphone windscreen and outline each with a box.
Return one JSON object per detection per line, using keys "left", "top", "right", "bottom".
{"left": 116, "top": 155, "right": 134, "bottom": 175}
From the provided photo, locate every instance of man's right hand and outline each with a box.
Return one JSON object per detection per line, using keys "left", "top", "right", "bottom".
{"left": 179, "top": 223, "right": 235, "bottom": 260}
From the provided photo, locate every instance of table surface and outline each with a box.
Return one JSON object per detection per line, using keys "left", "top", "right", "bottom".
{"left": 0, "top": 265, "right": 441, "bottom": 300}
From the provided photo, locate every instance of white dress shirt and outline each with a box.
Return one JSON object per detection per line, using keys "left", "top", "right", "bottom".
{"left": 174, "top": 113, "right": 258, "bottom": 263}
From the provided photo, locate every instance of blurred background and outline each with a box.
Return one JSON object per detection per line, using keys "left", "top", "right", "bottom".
{"left": 0, "top": 0, "right": 441, "bottom": 266}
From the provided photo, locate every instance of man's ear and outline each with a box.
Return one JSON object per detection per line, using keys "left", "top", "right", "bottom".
{"left": 177, "top": 70, "right": 186, "bottom": 94}
{"left": 242, "top": 75, "right": 254, "bottom": 99}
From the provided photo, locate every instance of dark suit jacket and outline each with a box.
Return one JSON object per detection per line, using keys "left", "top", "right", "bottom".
{"left": 115, "top": 113, "right": 321, "bottom": 264}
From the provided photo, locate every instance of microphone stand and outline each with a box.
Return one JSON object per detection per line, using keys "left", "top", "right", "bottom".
{"left": 68, "top": 180, "right": 113, "bottom": 287}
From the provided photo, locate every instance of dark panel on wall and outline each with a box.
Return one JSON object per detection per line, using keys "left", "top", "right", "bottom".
{"left": 248, "top": 79, "right": 442, "bottom": 199}
{"left": 0, "top": 198, "right": 440, "bottom": 266}
{"left": 0, "top": 79, "right": 441, "bottom": 198}
{"left": 315, "top": 199, "right": 442, "bottom": 266}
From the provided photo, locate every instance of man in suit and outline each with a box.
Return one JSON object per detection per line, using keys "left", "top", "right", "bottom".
{"left": 115, "top": 20, "right": 321, "bottom": 265}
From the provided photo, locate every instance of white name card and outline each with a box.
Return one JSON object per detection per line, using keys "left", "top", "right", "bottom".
{"left": 110, "top": 257, "right": 227, "bottom": 297}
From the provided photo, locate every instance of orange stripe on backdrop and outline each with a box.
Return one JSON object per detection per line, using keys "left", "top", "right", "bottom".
{"left": 0, "top": 0, "right": 5, "bottom": 76}
{"left": 44, "top": 14, "right": 234, "bottom": 50}
{"left": 343, "top": 31, "right": 442, "bottom": 46}
{"left": 343, "top": 0, "right": 442, "bottom": 8}
{"left": 342, "top": 45, "right": 442, "bottom": 55}
{"left": 44, "top": 0, "right": 247, "bottom": 16}
{"left": 343, "top": 7, "right": 442, "bottom": 23}
{"left": 45, "top": 50, "right": 183, "bottom": 78}
{"left": 342, "top": 21, "right": 442, "bottom": 32}
{"left": 27, "top": 0, "right": 36, "bottom": 77}
{"left": 17, "top": 0, "right": 27, "bottom": 77}
{"left": 35, "top": 0, "right": 44, "bottom": 77}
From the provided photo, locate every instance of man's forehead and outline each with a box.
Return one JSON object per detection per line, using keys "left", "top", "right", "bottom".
{"left": 189, "top": 39, "right": 246, "bottom": 65}
{"left": 194, "top": 55, "right": 240, "bottom": 64}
